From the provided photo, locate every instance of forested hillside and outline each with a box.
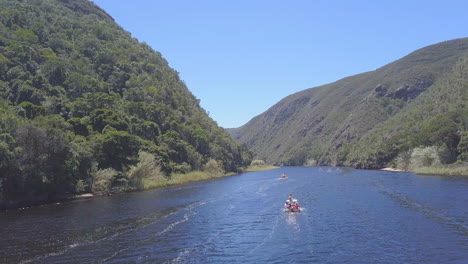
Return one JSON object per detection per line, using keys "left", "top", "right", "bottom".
{"left": 230, "top": 38, "right": 468, "bottom": 170}
{"left": 0, "top": 0, "right": 251, "bottom": 208}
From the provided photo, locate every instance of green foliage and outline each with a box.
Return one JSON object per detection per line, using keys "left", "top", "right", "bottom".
{"left": 203, "top": 159, "right": 224, "bottom": 177}
{"left": 412, "top": 163, "right": 468, "bottom": 176}
{"left": 66, "top": 135, "right": 93, "bottom": 184}
{"left": 89, "top": 109, "right": 128, "bottom": 132}
{"left": 250, "top": 160, "right": 266, "bottom": 166}
{"left": 91, "top": 167, "right": 117, "bottom": 193}
{"left": 18, "top": 101, "right": 45, "bottom": 119}
{"left": 395, "top": 150, "right": 412, "bottom": 171}
{"left": 0, "top": 0, "right": 251, "bottom": 208}
{"left": 75, "top": 179, "right": 88, "bottom": 193}
{"left": 67, "top": 117, "right": 88, "bottom": 136}
{"left": 458, "top": 131, "right": 468, "bottom": 161}
{"left": 95, "top": 130, "right": 140, "bottom": 171}
{"left": 127, "top": 151, "right": 164, "bottom": 190}
{"left": 410, "top": 146, "right": 441, "bottom": 169}
{"left": 419, "top": 113, "right": 460, "bottom": 148}
{"left": 232, "top": 38, "right": 468, "bottom": 169}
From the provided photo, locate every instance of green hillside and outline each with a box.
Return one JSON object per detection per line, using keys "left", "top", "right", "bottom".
{"left": 0, "top": 0, "right": 251, "bottom": 208}
{"left": 230, "top": 38, "right": 468, "bottom": 170}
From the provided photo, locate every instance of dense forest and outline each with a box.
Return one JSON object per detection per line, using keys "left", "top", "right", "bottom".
{"left": 230, "top": 38, "right": 468, "bottom": 171}
{"left": 0, "top": 0, "right": 251, "bottom": 208}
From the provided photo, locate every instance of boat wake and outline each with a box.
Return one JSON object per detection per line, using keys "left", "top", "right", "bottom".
{"left": 19, "top": 200, "right": 210, "bottom": 264}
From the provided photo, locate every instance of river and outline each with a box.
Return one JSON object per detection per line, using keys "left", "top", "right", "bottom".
{"left": 1, "top": 167, "right": 467, "bottom": 263}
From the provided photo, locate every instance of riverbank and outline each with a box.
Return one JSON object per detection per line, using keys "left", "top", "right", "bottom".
{"left": 1, "top": 165, "right": 281, "bottom": 211}
{"left": 142, "top": 165, "right": 280, "bottom": 189}
{"left": 379, "top": 167, "right": 405, "bottom": 172}
{"left": 74, "top": 166, "right": 281, "bottom": 201}
{"left": 245, "top": 165, "right": 280, "bottom": 172}
{"left": 412, "top": 164, "right": 468, "bottom": 176}
{"left": 379, "top": 164, "right": 468, "bottom": 176}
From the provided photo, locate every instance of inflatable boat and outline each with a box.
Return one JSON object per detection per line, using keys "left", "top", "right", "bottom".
{"left": 285, "top": 199, "right": 300, "bottom": 212}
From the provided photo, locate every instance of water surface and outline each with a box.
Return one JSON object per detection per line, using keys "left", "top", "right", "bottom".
{"left": 1, "top": 167, "right": 467, "bottom": 263}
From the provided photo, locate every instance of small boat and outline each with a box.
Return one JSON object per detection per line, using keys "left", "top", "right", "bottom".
{"left": 285, "top": 198, "right": 300, "bottom": 212}
{"left": 280, "top": 173, "right": 287, "bottom": 179}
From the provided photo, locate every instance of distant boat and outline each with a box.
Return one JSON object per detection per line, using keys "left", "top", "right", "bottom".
{"left": 280, "top": 173, "right": 287, "bottom": 178}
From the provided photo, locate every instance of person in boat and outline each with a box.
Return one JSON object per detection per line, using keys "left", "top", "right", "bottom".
{"left": 293, "top": 201, "right": 300, "bottom": 211}
{"left": 285, "top": 193, "right": 293, "bottom": 210}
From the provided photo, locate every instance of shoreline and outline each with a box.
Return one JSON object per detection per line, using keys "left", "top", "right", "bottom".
{"left": 379, "top": 167, "right": 406, "bottom": 172}
{"left": 2, "top": 166, "right": 281, "bottom": 212}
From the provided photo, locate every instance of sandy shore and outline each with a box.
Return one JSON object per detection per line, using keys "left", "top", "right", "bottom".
{"left": 72, "top": 193, "right": 98, "bottom": 199}
{"left": 379, "top": 168, "right": 405, "bottom": 172}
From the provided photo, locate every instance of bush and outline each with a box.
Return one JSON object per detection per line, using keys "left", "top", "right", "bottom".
{"left": 304, "top": 159, "right": 317, "bottom": 166}
{"left": 128, "top": 151, "right": 164, "bottom": 190}
{"left": 173, "top": 162, "right": 191, "bottom": 174}
{"left": 250, "top": 160, "right": 266, "bottom": 166}
{"left": 437, "top": 143, "right": 457, "bottom": 164}
{"left": 410, "top": 146, "right": 441, "bottom": 169}
{"left": 204, "top": 159, "right": 224, "bottom": 177}
{"left": 458, "top": 131, "right": 468, "bottom": 161}
{"left": 91, "top": 168, "right": 117, "bottom": 193}
{"left": 396, "top": 150, "right": 412, "bottom": 171}
{"left": 75, "top": 179, "right": 88, "bottom": 193}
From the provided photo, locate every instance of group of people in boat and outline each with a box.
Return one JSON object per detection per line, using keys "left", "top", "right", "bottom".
{"left": 285, "top": 193, "right": 300, "bottom": 212}
{"left": 280, "top": 173, "right": 300, "bottom": 212}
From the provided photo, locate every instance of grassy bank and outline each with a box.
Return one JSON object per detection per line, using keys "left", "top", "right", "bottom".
{"left": 412, "top": 164, "right": 468, "bottom": 176}
{"left": 245, "top": 165, "right": 280, "bottom": 172}
{"left": 141, "top": 171, "right": 229, "bottom": 190}
{"left": 141, "top": 165, "right": 280, "bottom": 190}
{"left": 3, "top": 165, "right": 279, "bottom": 210}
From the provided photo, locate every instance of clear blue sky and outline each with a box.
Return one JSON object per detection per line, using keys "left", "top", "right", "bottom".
{"left": 92, "top": 0, "right": 467, "bottom": 128}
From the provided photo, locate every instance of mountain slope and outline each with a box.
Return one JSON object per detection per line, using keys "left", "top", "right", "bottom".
{"left": 0, "top": 0, "right": 251, "bottom": 207}
{"left": 231, "top": 38, "right": 468, "bottom": 168}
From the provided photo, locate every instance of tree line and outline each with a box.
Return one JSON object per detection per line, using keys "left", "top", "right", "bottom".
{"left": 0, "top": 0, "right": 252, "bottom": 208}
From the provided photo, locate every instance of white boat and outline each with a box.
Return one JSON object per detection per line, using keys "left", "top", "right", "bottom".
{"left": 285, "top": 198, "right": 300, "bottom": 212}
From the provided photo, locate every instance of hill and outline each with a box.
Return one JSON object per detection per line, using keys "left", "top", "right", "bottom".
{"left": 230, "top": 38, "right": 468, "bottom": 169}
{"left": 0, "top": 0, "right": 251, "bottom": 208}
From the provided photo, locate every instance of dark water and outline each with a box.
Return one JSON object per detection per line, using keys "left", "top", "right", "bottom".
{"left": 1, "top": 167, "right": 467, "bottom": 264}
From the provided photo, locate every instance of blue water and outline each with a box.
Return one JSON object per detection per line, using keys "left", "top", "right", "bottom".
{"left": 1, "top": 167, "right": 467, "bottom": 263}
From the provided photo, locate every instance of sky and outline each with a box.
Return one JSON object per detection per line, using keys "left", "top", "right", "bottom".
{"left": 91, "top": 0, "right": 467, "bottom": 128}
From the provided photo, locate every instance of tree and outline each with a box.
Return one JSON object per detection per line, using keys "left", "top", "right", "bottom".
{"left": 94, "top": 130, "right": 140, "bottom": 171}
{"left": 18, "top": 101, "right": 45, "bottom": 119}
{"left": 67, "top": 117, "right": 89, "bottom": 136}
{"left": 458, "top": 131, "right": 468, "bottom": 161}
{"left": 89, "top": 108, "right": 128, "bottom": 132}
{"left": 419, "top": 113, "right": 460, "bottom": 148}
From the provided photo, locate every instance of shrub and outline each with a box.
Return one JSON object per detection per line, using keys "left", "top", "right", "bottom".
{"left": 91, "top": 168, "right": 117, "bottom": 193}
{"left": 128, "top": 151, "right": 164, "bottom": 190}
{"left": 396, "top": 150, "right": 412, "bottom": 171}
{"left": 304, "top": 159, "right": 317, "bottom": 166}
{"left": 204, "top": 159, "right": 224, "bottom": 177}
{"left": 250, "top": 160, "right": 266, "bottom": 166}
{"left": 437, "top": 143, "right": 457, "bottom": 164}
{"left": 410, "top": 146, "right": 441, "bottom": 168}
{"left": 458, "top": 131, "right": 468, "bottom": 161}
{"left": 173, "top": 162, "right": 191, "bottom": 174}
{"left": 75, "top": 179, "right": 88, "bottom": 193}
